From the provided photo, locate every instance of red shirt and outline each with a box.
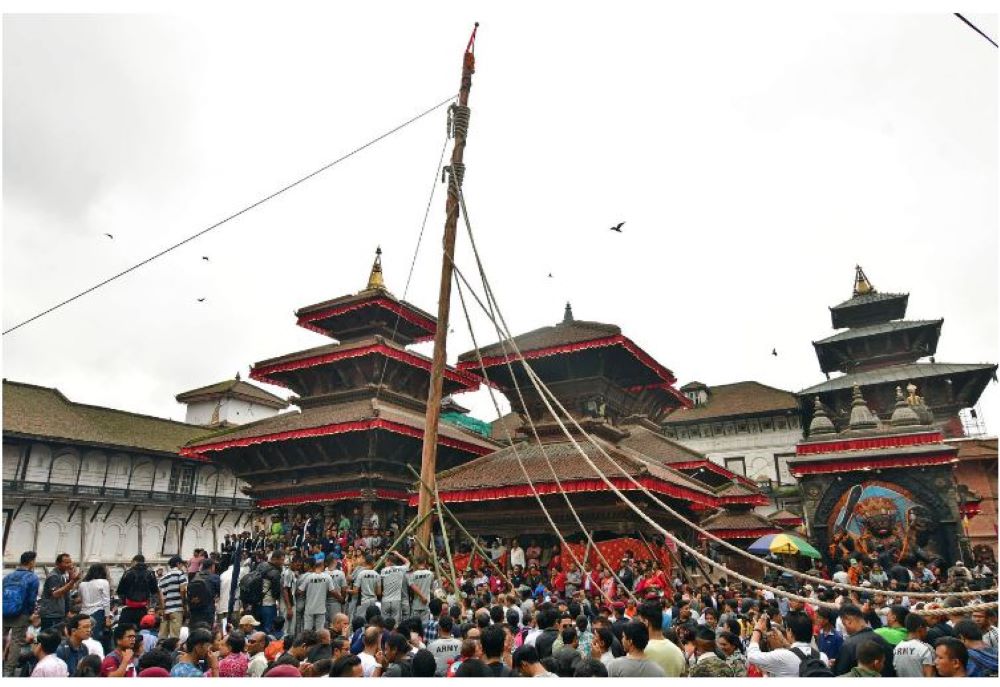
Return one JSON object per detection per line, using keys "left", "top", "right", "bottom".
{"left": 100, "top": 650, "right": 136, "bottom": 678}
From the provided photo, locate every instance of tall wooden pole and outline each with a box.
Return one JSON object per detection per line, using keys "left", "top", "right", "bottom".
{"left": 417, "top": 23, "right": 478, "bottom": 550}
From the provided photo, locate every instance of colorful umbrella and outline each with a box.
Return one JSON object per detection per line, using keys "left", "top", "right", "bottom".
{"left": 747, "top": 533, "right": 821, "bottom": 559}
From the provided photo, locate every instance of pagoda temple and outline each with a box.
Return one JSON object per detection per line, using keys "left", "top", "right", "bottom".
{"left": 181, "top": 249, "right": 497, "bottom": 524}
{"left": 799, "top": 266, "right": 997, "bottom": 437}
{"left": 425, "top": 304, "right": 766, "bottom": 541}
{"left": 791, "top": 385, "right": 965, "bottom": 567}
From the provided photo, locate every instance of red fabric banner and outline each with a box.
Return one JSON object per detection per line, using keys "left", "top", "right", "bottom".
{"left": 559, "top": 537, "right": 673, "bottom": 577}
{"left": 796, "top": 431, "right": 943, "bottom": 455}
{"left": 790, "top": 452, "right": 957, "bottom": 476}
{"left": 257, "top": 488, "right": 409, "bottom": 509}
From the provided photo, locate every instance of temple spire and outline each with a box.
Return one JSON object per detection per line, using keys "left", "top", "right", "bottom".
{"left": 809, "top": 397, "right": 837, "bottom": 436}
{"left": 848, "top": 384, "right": 878, "bottom": 431}
{"left": 366, "top": 246, "right": 385, "bottom": 290}
{"left": 563, "top": 302, "right": 574, "bottom": 323}
{"left": 853, "top": 265, "right": 875, "bottom": 297}
{"left": 890, "top": 385, "right": 921, "bottom": 427}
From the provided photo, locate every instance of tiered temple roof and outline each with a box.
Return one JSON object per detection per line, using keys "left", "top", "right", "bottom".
{"left": 183, "top": 250, "right": 495, "bottom": 509}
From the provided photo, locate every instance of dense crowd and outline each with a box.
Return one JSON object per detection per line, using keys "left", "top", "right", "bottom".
{"left": 3, "top": 509, "right": 998, "bottom": 678}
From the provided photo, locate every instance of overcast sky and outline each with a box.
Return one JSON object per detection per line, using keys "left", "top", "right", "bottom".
{"left": 3, "top": 8, "right": 997, "bottom": 433}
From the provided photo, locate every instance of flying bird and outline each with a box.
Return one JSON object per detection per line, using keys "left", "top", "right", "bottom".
{"left": 609, "top": 222, "right": 625, "bottom": 233}
{"left": 202, "top": 256, "right": 210, "bottom": 261}
{"left": 103, "top": 233, "right": 114, "bottom": 239}
{"left": 772, "top": 348, "right": 778, "bottom": 357}
{"left": 548, "top": 273, "right": 553, "bottom": 278}
{"left": 197, "top": 298, "right": 206, "bottom": 303}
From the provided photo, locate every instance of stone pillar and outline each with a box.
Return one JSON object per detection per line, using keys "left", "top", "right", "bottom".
{"left": 137, "top": 509, "right": 144, "bottom": 557}
{"left": 79, "top": 507, "right": 88, "bottom": 562}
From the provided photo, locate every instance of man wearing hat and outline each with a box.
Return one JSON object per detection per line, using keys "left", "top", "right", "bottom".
{"left": 138, "top": 614, "right": 159, "bottom": 653}
{"left": 239, "top": 614, "right": 262, "bottom": 636}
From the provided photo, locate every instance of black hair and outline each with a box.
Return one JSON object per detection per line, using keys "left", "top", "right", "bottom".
{"left": 953, "top": 619, "right": 983, "bottom": 642}
{"left": 138, "top": 648, "right": 174, "bottom": 672}
{"left": 481, "top": 624, "right": 505, "bottom": 659}
{"left": 593, "top": 626, "right": 614, "bottom": 653}
{"left": 904, "top": 613, "right": 926, "bottom": 633}
{"left": 66, "top": 613, "right": 91, "bottom": 632}
{"left": 455, "top": 658, "right": 491, "bottom": 677}
{"left": 74, "top": 654, "right": 103, "bottom": 677}
{"left": 226, "top": 631, "right": 246, "bottom": 653}
{"left": 20, "top": 551, "right": 37, "bottom": 565}
{"left": 113, "top": 623, "right": 137, "bottom": 643}
{"left": 428, "top": 597, "right": 443, "bottom": 616}
{"left": 36, "top": 629, "right": 62, "bottom": 655}
{"left": 574, "top": 658, "right": 609, "bottom": 677}
{"left": 385, "top": 632, "right": 410, "bottom": 655}
{"left": 638, "top": 600, "right": 663, "bottom": 628}
{"left": 513, "top": 644, "right": 540, "bottom": 667}
{"left": 490, "top": 605, "right": 504, "bottom": 624}
{"left": 839, "top": 604, "right": 864, "bottom": 620}
{"left": 506, "top": 609, "right": 520, "bottom": 627}
{"left": 438, "top": 615, "right": 454, "bottom": 633}
{"left": 889, "top": 605, "right": 909, "bottom": 627}
{"left": 83, "top": 564, "right": 108, "bottom": 582}
{"left": 186, "top": 628, "right": 214, "bottom": 652}
{"left": 351, "top": 615, "right": 365, "bottom": 633}
{"left": 55, "top": 553, "right": 71, "bottom": 566}
{"left": 561, "top": 627, "right": 578, "bottom": 645}
{"left": 695, "top": 626, "right": 716, "bottom": 643}
{"left": 857, "top": 640, "right": 884, "bottom": 666}
{"left": 622, "top": 621, "right": 650, "bottom": 651}
{"left": 411, "top": 649, "right": 437, "bottom": 678}
{"left": 383, "top": 617, "right": 396, "bottom": 632}
{"left": 717, "top": 631, "right": 743, "bottom": 654}
{"left": 786, "top": 611, "right": 814, "bottom": 644}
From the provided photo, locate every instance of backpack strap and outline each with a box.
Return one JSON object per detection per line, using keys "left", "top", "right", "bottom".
{"left": 789, "top": 647, "right": 806, "bottom": 661}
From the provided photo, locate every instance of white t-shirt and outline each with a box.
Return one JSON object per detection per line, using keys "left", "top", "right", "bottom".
{"left": 833, "top": 571, "right": 850, "bottom": 584}
{"left": 893, "top": 638, "right": 934, "bottom": 678}
{"left": 359, "top": 651, "right": 380, "bottom": 677}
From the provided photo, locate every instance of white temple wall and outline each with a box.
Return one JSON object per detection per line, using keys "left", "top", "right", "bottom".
{"left": 184, "top": 398, "right": 280, "bottom": 426}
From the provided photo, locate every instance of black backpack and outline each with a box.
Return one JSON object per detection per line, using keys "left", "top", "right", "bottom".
{"left": 790, "top": 647, "right": 834, "bottom": 678}
{"left": 188, "top": 574, "right": 212, "bottom": 609}
{"left": 120, "top": 567, "right": 152, "bottom": 604}
{"left": 239, "top": 564, "right": 266, "bottom": 606}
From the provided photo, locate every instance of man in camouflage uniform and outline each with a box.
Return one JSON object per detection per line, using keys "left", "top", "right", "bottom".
{"left": 689, "top": 627, "right": 737, "bottom": 678}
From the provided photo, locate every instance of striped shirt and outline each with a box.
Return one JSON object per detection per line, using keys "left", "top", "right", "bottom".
{"left": 158, "top": 569, "right": 186, "bottom": 614}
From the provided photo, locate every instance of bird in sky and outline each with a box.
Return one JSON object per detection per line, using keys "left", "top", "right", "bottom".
{"left": 772, "top": 348, "right": 778, "bottom": 357}
{"left": 197, "top": 298, "right": 206, "bottom": 303}
{"left": 548, "top": 273, "right": 553, "bottom": 278}
{"left": 202, "top": 256, "right": 210, "bottom": 261}
{"left": 609, "top": 222, "right": 625, "bottom": 233}
{"left": 103, "top": 233, "right": 114, "bottom": 239}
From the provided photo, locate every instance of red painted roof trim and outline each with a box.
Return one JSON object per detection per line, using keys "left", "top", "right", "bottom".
{"left": 790, "top": 452, "right": 957, "bottom": 477}
{"left": 182, "top": 418, "right": 492, "bottom": 458}
{"left": 697, "top": 527, "right": 781, "bottom": 540}
{"left": 258, "top": 488, "right": 410, "bottom": 509}
{"left": 457, "top": 335, "right": 677, "bottom": 385}
{"left": 409, "top": 475, "right": 716, "bottom": 508}
{"left": 250, "top": 343, "right": 479, "bottom": 391}
{"left": 796, "top": 431, "right": 943, "bottom": 456}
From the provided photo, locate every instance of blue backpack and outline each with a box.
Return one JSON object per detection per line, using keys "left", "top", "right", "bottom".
{"left": 2, "top": 570, "right": 31, "bottom": 617}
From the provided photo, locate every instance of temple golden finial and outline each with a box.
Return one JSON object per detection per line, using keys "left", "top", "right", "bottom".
{"left": 853, "top": 265, "right": 875, "bottom": 297}
{"left": 366, "top": 246, "right": 385, "bottom": 290}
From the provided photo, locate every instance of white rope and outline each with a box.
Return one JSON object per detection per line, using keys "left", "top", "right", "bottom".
{"left": 452, "top": 268, "right": 637, "bottom": 604}
{"left": 449, "top": 187, "right": 997, "bottom": 616}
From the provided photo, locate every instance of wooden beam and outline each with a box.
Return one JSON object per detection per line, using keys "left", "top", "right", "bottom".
{"left": 125, "top": 504, "right": 139, "bottom": 525}
{"left": 184, "top": 509, "right": 197, "bottom": 527}
{"left": 37, "top": 500, "right": 55, "bottom": 522}
{"left": 217, "top": 511, "right": 230, "bottom": 529}
{"left": 103, "top": 503, "right": 117, "bottom": 523}
{"left": 89, "top": 503, "right": 103, "bottom": 523}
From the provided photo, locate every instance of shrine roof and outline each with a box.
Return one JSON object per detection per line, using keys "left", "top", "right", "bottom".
{"left": 181, "top": 397, "right": 498, "bottom": 456}
{"left": 295, "top": 287, "right": 438, "bottom": 341}
{"left": 767, "top": 508, "right": 804, "bottom": 522}
{"left": 813, "top": 319, "right": 943, "bottom": 346}
{"left": 830, "top": 291, "right": 909, "bottom": 311}
{"left": 458, "top": 319, "right": 621, "bottom": 363}
{"left": 661, "top": 381, "right": 798, "bottom": 424}
{"left": 432, "top": 435, "right": 715, "bottom": 503}
{"left": 248, "top": 335, "right": 480, "bottom": 392}
{"left": 4, "top": 380, "right": 208, "bottom": 456}
{"left": 175, "top": 378, "right": 289, "bottom": 409}
{"left": 700, "top": 509, "right": 779, "bottom": 532}
{"left": 798, "top": 362, "right": 998, "bottom": 395}
{"left": 788, "top": 441, "right": 955, "bottom": 465}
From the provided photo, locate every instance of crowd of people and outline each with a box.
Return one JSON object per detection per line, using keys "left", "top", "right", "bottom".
{"left": 2, "top": 509, "right": 998, "bottom": 678}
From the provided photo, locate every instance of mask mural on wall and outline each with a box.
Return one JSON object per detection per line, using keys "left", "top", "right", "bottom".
{"left": 826, "top": 481, "right": 938, "bottom": 566}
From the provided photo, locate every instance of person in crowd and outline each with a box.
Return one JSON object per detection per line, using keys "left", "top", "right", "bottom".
{"left": 935, "top": 636, "right": 970, "bottom": 678}
{"left": 78, "top": 564, "right": 112, "bottom": 646}
{"left": 101, "top": 623, "right": 139, "bottom": 677}
{"left": 747, "top": 610, "right": 829, "bottom": 677}
{"left": 954, "top": 619, "right": 999, "bottom": 677}
{"left": 74, "top": 653, "right": 104, "bottom": 677}
{"left": 170, "top": 628, "right": 219, "bottom": 677}
{"left": 138, "top": 614, "right": 160, "bottom": 653}
{"left": 874, "top": 604, "right": 909, "bottom": 646}
{"left": 2, "top": 551, "right": 41, "bottom": 677}
{"left": 218, "top": 630, "right": 249, "bottom": 677}
{"left": 40, "top": 552, "right": 80, "bottom": 631}
{"left": 972, "top": 608, "right": 998, "bottom": 649}
{"left": 608, "top": 621, "right": 665, "bottom": 677}
{"left": 246, "top": 631, "right": 270, "bottom": 678}
{"left": 637, "top": 598, "right": 684, "bottom": 676}
{"left": 844, "top": 639, "right": 887, "bottom": 677}
{"left": 330, "top": 653, "right": 364, "bottom": 677}
{"left": 893, "top": 612, "right": 936, "bottom": 677}
{"left": 689, "top": 626, "right": 735, "bottom": 677}
{"left": 835, "top": 603, "right": 895, "bottom": 677}
{"left": 716, "top": 630, "right": 747, "bottom": 677}
{"left": 31, "top": 629, "right": 69, "bottom": 677}
{"left": 118, "top": 554, "right": 159, "bottom": 629}
{"left": 426, "top": 613, "right": 461, "bottom": 676}
{"left": 513, "top": 644, "right": 556, "bottom": 677}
